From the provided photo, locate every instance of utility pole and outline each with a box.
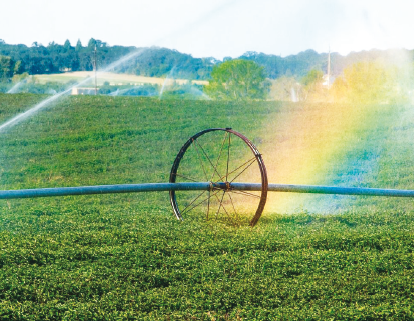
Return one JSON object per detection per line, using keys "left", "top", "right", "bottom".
{"left": 94, "top": 44, "right": 98, "bottom": 95}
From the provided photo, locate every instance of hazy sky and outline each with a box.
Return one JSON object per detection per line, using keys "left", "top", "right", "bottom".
{"left": 2, "top": 0, "right": 413, "bottom": 59}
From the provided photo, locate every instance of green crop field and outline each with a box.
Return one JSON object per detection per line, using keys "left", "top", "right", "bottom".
{"left": 1, "top": 93, "right": 414, "bottom": 320}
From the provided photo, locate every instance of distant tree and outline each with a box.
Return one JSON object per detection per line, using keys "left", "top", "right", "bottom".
{"left": 242, "top": 51, "right": 259, "bottom": 58}
{"left": 331, "top": 61, "right": 404, "bottom": 104}
{"left": 204, "top": 57, "right": 220, "bottom": 65}
{"left": 0, "top": 55, "right": 14, "bottom": 80}
{"left": 13, "top": 60, "right": 24, "bottom": 75}
{"left": 204, "top": 59, "right": 269, "bottom": 100}
{"left": 95, "top": 40, "right": 107, "bottom": 48}
{"left": 0, "top": 39, "right": 5, "bottom": 44}
{"left": 71, "top": 54, "right": 80, "bottom": 71}
{"left": 0, "top": 39, "right": 214, "bottom": 79}
{"left": 300, "top": 69, "right": 324, "bottom": 101}
{"left": 300, "top": 69, "right": 323, "bottom": 86}
{"left": 47, "top": 41, "right": 56, "bottom": 49}
{"left": 63, "top": 39, "right": 71, "bottom": 51}
{"left": 75, "top": 39, "right": 82, "bottom": 51}
{"left": 88, "top": 38, "right": 96, "bottom": 49}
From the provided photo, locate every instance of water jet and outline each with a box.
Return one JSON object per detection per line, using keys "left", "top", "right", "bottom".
{"left": 1, "top": 128, "right": 413, "bottom": 226}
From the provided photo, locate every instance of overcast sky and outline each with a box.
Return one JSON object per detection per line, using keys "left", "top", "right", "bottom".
{"left": 1, "top": 0, "right": 413, "bottom": 59}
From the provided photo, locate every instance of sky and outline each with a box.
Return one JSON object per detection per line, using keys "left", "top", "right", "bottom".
{"left": 1, "top": 0, "right": 414, "bottom": 59}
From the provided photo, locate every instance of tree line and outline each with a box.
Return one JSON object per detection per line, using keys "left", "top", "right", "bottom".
{"left": 0, "top": 38, "right": 215, "bottom": 80}
{"left": 2, "top": 38, "right": 412, "bottom": 83}
{"left": 2, "top": 38, "right": 413, "bottom": 102}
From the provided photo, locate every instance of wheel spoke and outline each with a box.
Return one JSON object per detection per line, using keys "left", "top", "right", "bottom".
{"left": 227, "top": 192, "right": 238, "bottom": 218}
{"left": 194, "top": 138, "right": 224, "bottom": 181}
{"left": 220, "top": 200, "right": 235, "bottom": 225}
{"left": 215, "top": 156, "right": 257, "bottom": 183}
{"left": 212, "top": 191, "right": 236, "bottom": 225}
{"left": 206, "top": 190, "right": 210, "bottom": 220}
{"left": 228, "top": 189, "right": 261, "bottom": 199}
{"left": 230, "top": 157, "right": 257, "bottom": 183}
{"left": 226, "top": 132, "right": 231, "bottom": 181}
{"left": 180, "top": 190, "right": 207, "bottom": 215}
{"left": 209, "top": 132, "right": 228, "bottom": 181}
{"left": 172, "top": 172, "right": 200, "bottom": 183}
{"left": 214, "top": 190, "right": 226, "bottom": 218}
{"left": 169, "top": 128, "right": 268, "bottom": 227}
{"left": 181, "top": 190, "right": 221, "bottom": 216}
{"left": 192, "top": 138, "right": 209, "bottom": 181}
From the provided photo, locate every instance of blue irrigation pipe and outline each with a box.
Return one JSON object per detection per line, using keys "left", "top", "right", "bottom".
{"left": 0, "top": 183, "right": 209, "bottom": 199}
{"left": 246, "top": 183, "right": 414, "bottom": 198}
{"left": 1, "top": 182, "right": 414, "bottom": 199}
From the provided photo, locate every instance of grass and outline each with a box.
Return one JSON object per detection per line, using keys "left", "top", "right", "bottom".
{"left": 0, "top": 93, "right": 414, "bottom": 319}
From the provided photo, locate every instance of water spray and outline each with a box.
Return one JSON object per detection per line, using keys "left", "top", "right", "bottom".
{"left": 0, "top": 0, "right": 242, "bottom": 133}
{"left": 7, "top": 78, "right": 27, "bottom": 94}
{"left": 0, "top": 47, "right": 148, "bottom": 133}
{"left": 159, "top": 67, "right": 176, "bottom": 99}
{"left": 1, "top": 128, "right": 414, "bottom": 227}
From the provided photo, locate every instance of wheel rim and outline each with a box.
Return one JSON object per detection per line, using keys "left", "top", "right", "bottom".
{"left": 169, "top": 128, "right": 268, "bottom": 226}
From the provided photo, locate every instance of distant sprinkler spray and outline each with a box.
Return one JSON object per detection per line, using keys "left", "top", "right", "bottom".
{"left": 159, "top": 67, "right": 176, "bottom": 99}
{"left": 290, "top": 87, "right": 298, "bottom": 102}
{"left": 0, "top": 0, "right": 241, "bottom": 133}
{"left": 7, "top": 78, "right": 27, "bottom": 94}
{"left": 0, "top": 48, "right": 147, "bottom": 133}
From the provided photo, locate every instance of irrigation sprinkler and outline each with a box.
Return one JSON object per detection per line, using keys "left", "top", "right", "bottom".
{"left": 1, "top": 128, "right": 414, "bottom": 226}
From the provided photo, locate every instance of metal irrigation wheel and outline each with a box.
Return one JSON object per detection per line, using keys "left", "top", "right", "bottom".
{"left": 169, "top": 128, "right": 268, "bottom": 226}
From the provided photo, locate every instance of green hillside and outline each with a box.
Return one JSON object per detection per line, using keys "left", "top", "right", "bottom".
{"left": 2, "top": 38, "right": 413, "bottom": 83}
{"left": 0, "top": 94, "right": 414, "bottom": 319}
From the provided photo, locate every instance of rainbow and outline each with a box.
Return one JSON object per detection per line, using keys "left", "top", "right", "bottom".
{"left": 260, "top": 102, "right": 383, "bottom": 214}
